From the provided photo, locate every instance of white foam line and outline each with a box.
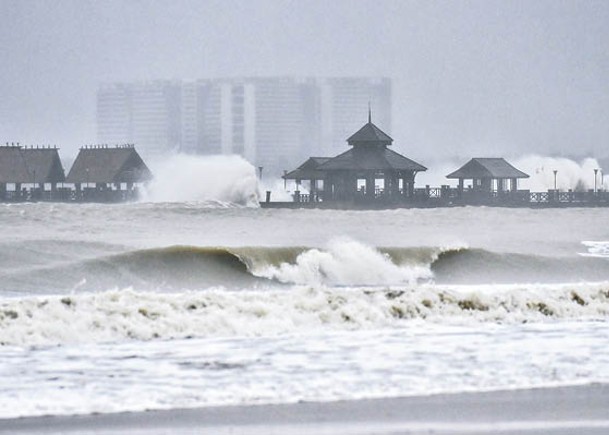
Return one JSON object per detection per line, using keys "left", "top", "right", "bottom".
{"left": 113, "top": 419, "right": 609, "bottom": 435}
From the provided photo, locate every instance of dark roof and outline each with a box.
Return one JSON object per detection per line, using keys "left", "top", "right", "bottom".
{"left": 67, "top": 147, "right": 152, "bottom": 184}
{"left": 0, "top": 146, "right": 65, "bottom": 183}
{"left": 284, "top": 157, "right": 331, "bottom": 180}
{"left": 347, "top": 122, "right": 393, "bottom": 146}
{"left": 446, "top": 158, "right": 529, "bottom": 179}
{"left": 284, "top": 119, "right": 424, "bottom": 178}
{"left": 0, "top": 147, "right": 31, "bottom": 183}
{"left": 22, "top": 148, "right": 66, "bottom": 183}
{"left": 317, "top": 147, "right": 427, "bottom": 172}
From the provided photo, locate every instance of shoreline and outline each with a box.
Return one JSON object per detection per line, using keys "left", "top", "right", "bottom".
{"left": 2, "top": 383, "right": 608, "bottom": 434}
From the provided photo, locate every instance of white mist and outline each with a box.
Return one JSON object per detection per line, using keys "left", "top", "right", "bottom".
{"left": 141, "top": 154, "right": 259, "bottom": 206}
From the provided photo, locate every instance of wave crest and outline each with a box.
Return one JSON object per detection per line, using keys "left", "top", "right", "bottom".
{"left": 249, "top": 239, "right": 436, "bottom": 286}
{"left": 4, "top": 240, "right": 609, "bottom": 295}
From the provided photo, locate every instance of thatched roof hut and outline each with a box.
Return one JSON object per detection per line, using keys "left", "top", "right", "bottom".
{"left": 67, "top": 146, "right": 151, "bottom": 185}
{"left": 22, "top": 147, "right": 66, "bottom": 183}
{"left": 0, "top": 145, "right": 65, "bottom": 184}
{"left": 0, "top": 146, "right": 31, "bottom": 184}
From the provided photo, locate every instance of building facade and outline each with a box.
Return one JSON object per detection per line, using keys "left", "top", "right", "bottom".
{"left": 97, "top": 81, "right": 182, "bottom": 158}
{"left": 97, "top": 77, "right": 391, "bottom": 174}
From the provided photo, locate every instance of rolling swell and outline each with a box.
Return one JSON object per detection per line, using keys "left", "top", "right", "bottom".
{"left": 80, "top": 244, "right": 609, "bottom": 287}
{"left": 1, "top": 246, "right": 274, "bottom": 295}
{"left": 430, "top": 248, "right": 609, "bottom": 284}
{"left": 2, "top": 242, "right": 608, "bottom": 295}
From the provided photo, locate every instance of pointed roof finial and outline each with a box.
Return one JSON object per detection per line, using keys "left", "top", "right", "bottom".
{"left": 368, "top": 101, "right": 372, "bottom": 124}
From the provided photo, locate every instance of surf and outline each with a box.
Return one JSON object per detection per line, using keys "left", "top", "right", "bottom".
{"left": 3, "top": 239, "right": 609, "bottom": 296}
{"left": 1, "top": 282, "right": 609, "bottom": 347}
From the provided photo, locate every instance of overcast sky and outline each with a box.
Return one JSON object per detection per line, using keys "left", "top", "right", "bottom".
{"left": 1, "top": 0, "right": 608, "bottom": 159}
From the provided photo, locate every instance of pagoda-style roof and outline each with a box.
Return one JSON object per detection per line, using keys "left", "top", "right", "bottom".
{"left": 284, "top": 118, "right": 426, "bottom": 177}
{"left": 22, "top": 147, "right": 66, "bottom": 183}
{"left": 284, "top": 157, "right": 331, "bottom": 180}
{"left": 318, "top": 147, "right": 426, "bottom": 172}
{"left": 447, "top": 158, "right": 529, "bottom": 179}
{"left": 347, "top": 122, "right": 393, "bottom": 146}
{"left": 67, "top": 146, "right": 152, "bottom": 184}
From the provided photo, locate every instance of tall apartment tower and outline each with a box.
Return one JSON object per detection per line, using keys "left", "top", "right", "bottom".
{"left": 97, "top": 77, "right": 391, "bottom": 173}
{"left": 97, "top": 81, "right": 181, "bottom": 159}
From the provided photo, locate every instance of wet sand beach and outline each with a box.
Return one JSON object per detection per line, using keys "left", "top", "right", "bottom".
{"left": 2, "top": 384, "right": 608, "bottom": 435}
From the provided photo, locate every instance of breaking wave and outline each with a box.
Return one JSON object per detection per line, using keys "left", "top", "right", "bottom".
{"left": 3, "top": 240, "right": 609, "bottom": 295}
{"left": 581, "top": 241, "right": 609, "bottom": 258}
{"left": 1, "top": 283, "right": 608, "bottom": 346}
{"left": 141, "top": 154, "right": 259, "bottom": 206}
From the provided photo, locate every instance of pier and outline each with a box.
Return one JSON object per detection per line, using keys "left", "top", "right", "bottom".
{"left": 261, "top": 187, "right": 609, "bottom": 209}
{"left": 268, "top": 119, "right": 608, "bottom": 209}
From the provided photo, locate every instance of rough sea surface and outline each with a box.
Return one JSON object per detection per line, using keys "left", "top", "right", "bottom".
{"left": 0, "top": 203, "right": 608, "bottom": 418}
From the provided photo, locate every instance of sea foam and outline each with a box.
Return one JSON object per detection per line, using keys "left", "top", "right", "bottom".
{"left": 1, "top": 282, "right": 608, "bottom": 347}
{"left": 250, "top": 239, "right": 435, "bottom": 286}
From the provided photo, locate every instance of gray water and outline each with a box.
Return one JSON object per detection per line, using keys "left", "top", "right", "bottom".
{"left": 0, "top": 203, "right": 608, "bottom": 418}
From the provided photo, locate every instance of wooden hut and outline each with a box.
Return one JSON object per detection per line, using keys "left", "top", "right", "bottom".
{"left": 0, "top": 145, "right": 66, "bottom": 200}
{"left": 447, "top": 158, "right": 529, "bottom": 194}
{"left": 22, "top": 147, "right": 66, "bottom": 198}
{"left": 284, "top": 116, "right": 426, "bottom": 204}
{"left": 0, "top": 145, "right": 30, "bottom": 199}
{"left": 66, "top": 145, "right": 152, "bottom": 201}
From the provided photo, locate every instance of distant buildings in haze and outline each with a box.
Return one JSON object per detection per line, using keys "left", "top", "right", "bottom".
{"left": 97, "top": 77, "right": 391, "bottom": 173}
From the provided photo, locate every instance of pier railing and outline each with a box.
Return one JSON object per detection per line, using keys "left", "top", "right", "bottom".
{"left": 0, "top": 186, "right": 142, "bottom": 203}
{"left": 288, "top": 187, "right": 609, "bottom": 207}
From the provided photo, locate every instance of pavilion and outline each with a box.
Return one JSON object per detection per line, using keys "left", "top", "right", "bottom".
{"left": 446, "top": 158, "right": 529, "bottom": 195}
{"left": 284, "top": 115, "right": 426, "bottom": 204}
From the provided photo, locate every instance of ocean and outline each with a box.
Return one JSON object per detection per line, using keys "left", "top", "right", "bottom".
{"left": 0, "top": 201, "right": 608, "bottom": 419}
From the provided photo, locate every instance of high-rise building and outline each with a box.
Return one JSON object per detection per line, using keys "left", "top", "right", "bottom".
{"left": 97, "top": 81, "right": 182, "bottom": 158}
{"left": 97, "top": 83, "right": 132, "bottom": 146}
{"left": 97, "top": 77, "right": 391, "bottom": 173}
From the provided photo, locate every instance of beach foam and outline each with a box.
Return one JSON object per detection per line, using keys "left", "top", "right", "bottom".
{"left": 1, "top": 282, "right": 608, "bottom": 347}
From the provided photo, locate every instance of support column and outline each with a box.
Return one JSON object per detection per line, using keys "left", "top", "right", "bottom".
{"left": 408, "top": 173, "right": 415, "bottom": 198}
{"left": 349, "top": 173, "right": 358, "bottom": 201}
{"left": 384, "top": 173, "right": 395, "bottom": 199}
{"left": 402, "top": 175, "right": 411, "bottom": 198}
{"left": 366, "top": 173, "right": 375, "bottom": 200}
{"left": 324, "top": 177, "right": 333, "bottom": 201}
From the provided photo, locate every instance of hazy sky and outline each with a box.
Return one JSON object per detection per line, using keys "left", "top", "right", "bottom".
{"left": 1, "top": 0, "right": 608, "bottom": 159}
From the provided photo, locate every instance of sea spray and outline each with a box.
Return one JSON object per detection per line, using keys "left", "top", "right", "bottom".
{"left": 250, "top": 239, "right": 434, "bottom": 286}
{"left": 257, "top": 177, "right": 298, "bottom": 202}
{"left": 141, "top": 154, "right": 259, "bottom": 205}
{"left": 511, "top": 155, "right": 601, "bottom": 191}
